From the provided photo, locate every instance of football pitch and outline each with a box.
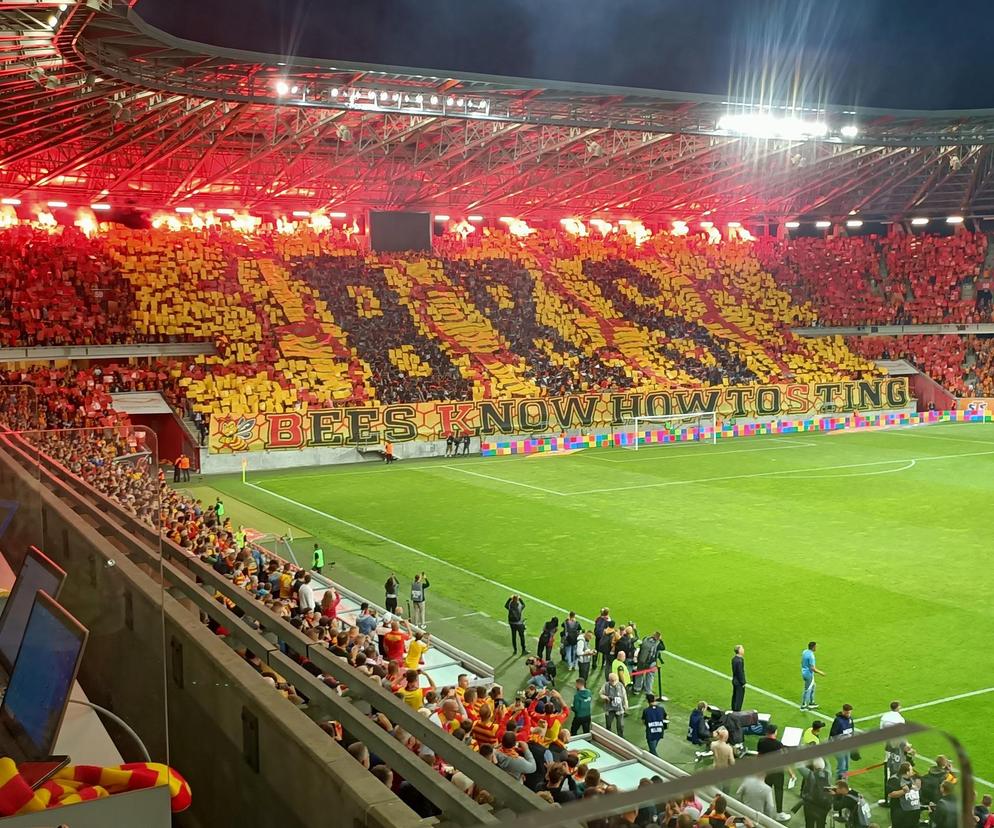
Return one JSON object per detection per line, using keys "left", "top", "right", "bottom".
{"left": 210, "top": 421, "right": 994, "bottom": 788}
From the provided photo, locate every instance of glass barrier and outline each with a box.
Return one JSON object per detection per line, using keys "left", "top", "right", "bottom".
{"left": 470, "top": 719, "right": 975, "bottom": 828}
{"left": 0, "top": 419, "right": 173, "bottom": 816}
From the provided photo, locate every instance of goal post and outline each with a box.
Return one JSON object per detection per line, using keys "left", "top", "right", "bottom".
{"left": 615, "top": 411, "right": 718, "bottom": 450}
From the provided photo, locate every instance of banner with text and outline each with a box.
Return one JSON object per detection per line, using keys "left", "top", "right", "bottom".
{"left": 208, "top": 377, "right": 910, "bottom": 454}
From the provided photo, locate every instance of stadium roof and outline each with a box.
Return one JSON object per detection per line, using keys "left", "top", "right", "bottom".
{"left": 5, "top": 0, "right": 994, "bottom": 223}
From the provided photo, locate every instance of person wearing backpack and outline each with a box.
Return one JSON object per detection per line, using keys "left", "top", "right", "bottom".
{"left": 832, "top": 779, "right": 872, "bottom": 828}
{"left": 505, "top": 595, "right": 526, "bottom": 654}
{"left": 886, "top": 762, "right": 922, "bottom": 828}
{"left": 633, "top": 631, "right": 665, "bottom": 695}
{"left": 537, "top": 617, "right": 559, "bottom": 661}
{"left": 562, "top": 612, "right": 582, "bottom": 670}
{"left": 801, "top": 757, "right": 833, "bottom": 828}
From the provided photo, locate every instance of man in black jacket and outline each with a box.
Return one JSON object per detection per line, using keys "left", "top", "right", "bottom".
{"left": 505, "top": 594, "right": 526, "bottom": 655}
{"left": 930, "top": 782, "right": 959, "bottom": 828}
{"left": 731, "top": 644, "right": 747, "bottom": 711}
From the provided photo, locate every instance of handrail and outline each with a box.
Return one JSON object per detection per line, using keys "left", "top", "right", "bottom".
{"left": 0, "top": 429, "right": 543, "bottom": 823}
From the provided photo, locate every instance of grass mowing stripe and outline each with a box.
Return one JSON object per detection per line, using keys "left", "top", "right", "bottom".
{"left": 244, "top": 477, "right": 994, "bottom": 789}
{"left": 438, "top": 464, "right": 568, "bottom": 496}
{"left": 563, "top": 446, "right": 994, "bottom": 495}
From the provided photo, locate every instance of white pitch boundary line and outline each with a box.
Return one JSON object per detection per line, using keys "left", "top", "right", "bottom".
{"left": 433, "top": 611, "right": 489, "bottom": 623}
{"left": 242, "top": 480, "right": 994, "bottom": 788}
{"left": 438, "top": 464, "right": 567, "bottom": 496}
{"left": 561, "top": 446, "right": 994, "bottom": 496}
{"left": 585, "top": 437, "right": 818, "bottom": 464}
{"left": 854, "top": 687, "right": 994, "bottom": 723}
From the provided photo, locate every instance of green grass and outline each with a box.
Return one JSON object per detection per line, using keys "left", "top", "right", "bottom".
{"left": 206, "top": 422, "right": 994, "bottom": 791}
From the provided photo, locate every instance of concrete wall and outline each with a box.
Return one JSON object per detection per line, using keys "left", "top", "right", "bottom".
{"left": 0, "top": 444, "right": 423, "bottom": 828}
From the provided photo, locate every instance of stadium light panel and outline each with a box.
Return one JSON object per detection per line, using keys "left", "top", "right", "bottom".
{"left": 379, "top": 91, "right": 388, "bottom": 101}
{"left": 468, "top": 215, "right": 483, "bottom": 222}
{"left": 46, "top": 200, "right": 67, "bottom": 208}
{"left": 90, "top": 203, "right": 111, "bottom": 211}
{"left": 446, "top": 96, "right": 455, "bottom": 106}
{"left": 330, "top": 88, "right": 339, "bottom": 97}
{"left": 1, "top": 198, "right": 21, "bottom": 206}
{"left": 46, "top": 14, "right": 57, "bottom": 28}
{"left": 292, "top": 210, "right": 310, "bottom": 218}
{"left": 911, "top": 217, "right": 929, "bottom": 226}
{"left": 215, "top": 208, "right": 235, "bottom": 216}
{"left": 815, "top": 220, "right": 832, "bottom": 228}
{"left": 718, "top": 112, "right": 828, "bottom": 140}
{"left": 727, "top": 221, "right": 742, "bottom": 228}
{"left": 946, "top": 216, "right": 964, "bottom": 224}
{"left": 840, "top": 125, "right": 859, "bottom": 138}
{"left": 430, "top": 95, "right": 439, "bottom": 105}
{"left": 433, "top": 214, "right": 450, "bottom": 222}
{"left": 328, "top": 211, "right": 347, "bottom": 218}
{"left": 846, "top": 219, "right": 863, "bottom": 228}
{"left": 175, "top": 206, "right": 194, "bottom": 214}
{"left": 290, "top": 86, "right": 299, "bottom": 95}
{"left": 457, "top": 98, "right": 465, "bottom": 107}
{"left": 275, "top": 80, "right": 289, "bottom": 96}
{"left": 784, "top": 221, "right": 800, "bottom": 229}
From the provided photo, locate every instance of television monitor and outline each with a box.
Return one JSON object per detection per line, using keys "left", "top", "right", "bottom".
{"left": 0, "top": 591, "right": 88, "bottom": 761}
{"left": 0, "top": 547, "right": 67, "bottom": 674}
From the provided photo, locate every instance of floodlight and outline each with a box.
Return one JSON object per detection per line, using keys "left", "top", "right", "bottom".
{"left": 784, "top": 221, "right": 800, "bottom": 229}
{"left": 910, "top": 217, "right": 929, "bottom": 226}
{"left": 292, "top": 210, "right": 310, "bottom": 218}
{"left": 1, "top": 198, "right": 21, "bottom": 206}
{"left": 328, "top": 211, "right": 347, "bottom": 218}
{"left": 467, "top": 215, "right": 483, "bottom": 222}
{"left": 434, "top": 214, "right": 450, "bottom": 222}
{"left": 175, "top": 206, "right": 194, "bottom": 214}
{"left": 946, "top": 216, "right": 964, "bottom": 224}
{"left": 815, "top": 220, "right": 831, "bottom": 228}
{"left": 846, "top": 219, "right": 863, "bottom": 228}
{"left": 275, "top": 80, "right": 289, "bottom": 96}
{"left": 46, "top": 201, "right": 67, "bottom": 208}
{"left": 215, "top": 208, "right": 235, "bottom": 216}
{"left": 840, "top": 125, "right": 859, "bottom": 138}
{"left": 727, "top": 221, "right": 741, "bottom": 228}
{"left": 90, "top": 203, "right": 111, "bottom": 211}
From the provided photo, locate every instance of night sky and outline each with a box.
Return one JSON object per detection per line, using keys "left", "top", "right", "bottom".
{"left": 136, "top": 0, "right": 994, "bottom": 111}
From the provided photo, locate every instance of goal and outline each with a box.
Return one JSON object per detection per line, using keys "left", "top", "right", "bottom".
{"left": 616, "top": 411, "right": 717, "bottom": 450}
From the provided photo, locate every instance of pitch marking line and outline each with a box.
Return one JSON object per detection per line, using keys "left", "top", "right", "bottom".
{"left": 242, "top": 480, "right": 994, "bottom": 788}
{"left": 433, "top": 611, "right": 489, "bottom": 623}
{"left": 561, "top": 446, "right": 994, "bottom": 496}
{"left": 438, "top": 464, "right": 567, "bottom": 496}
{"left": 854, "top": 687, "right": 994, "bottom": 723}
{"left": 886, "top": 430, "right": 994, "bottom": 446}
{"left": 769, "top": 458, "right": 917, "bottom": 479}
{"left": 585, "top": 437, "right": 817, "bottom": 464}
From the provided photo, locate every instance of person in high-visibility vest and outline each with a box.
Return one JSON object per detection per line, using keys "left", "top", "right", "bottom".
{"left": 312, "top": 543, "right": 325, "bottom": 575}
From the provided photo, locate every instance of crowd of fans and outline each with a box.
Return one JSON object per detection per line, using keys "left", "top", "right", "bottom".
{"left": 758, "top": 232, "right": 990, "bottom": 327}
{"left": 0, "top": 226, "right": 137, "bottom": 347}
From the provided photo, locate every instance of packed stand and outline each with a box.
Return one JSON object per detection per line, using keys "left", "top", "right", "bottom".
{"left": 759, "top": 232, "right": 989, "bottom": 326}
{"left": 0, "top": 226, "right": 136, "bottom": 347}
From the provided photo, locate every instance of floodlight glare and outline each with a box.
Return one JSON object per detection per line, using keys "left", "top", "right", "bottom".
{"left": 846, "top": 219, "right": 863, "bottom": 228}
{"left": 840, "top": 125, "right": 859, "bottom": 138}
{"left": 815, "top": 220, "right": 832, "bottom": 228}
{"left": 946, "top": 216, "right": 964, "bottom": 224}
{"left": 911, "top": 217, "right": 929, "bottom": 226}
{"left": 784, "top": 221, "right": 800, "bottom": 229}
{"left": 275, "top": 80, "right": 289, "bottom": 96}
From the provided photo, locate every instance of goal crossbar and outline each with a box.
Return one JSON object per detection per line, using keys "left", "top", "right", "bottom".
{"left": 616, "top": 411, "right": 717, "bottom": 450}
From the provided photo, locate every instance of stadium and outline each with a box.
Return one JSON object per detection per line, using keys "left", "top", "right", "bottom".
{"left": 0, "top": 0, "right": 989, "bottom": 826}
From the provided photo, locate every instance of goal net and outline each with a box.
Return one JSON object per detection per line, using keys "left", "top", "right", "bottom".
{"left": 615, "top": 411, "right": 717, "bottom": 450}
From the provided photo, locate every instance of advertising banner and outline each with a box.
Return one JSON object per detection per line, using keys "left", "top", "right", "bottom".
{"left": 208, "top": 377, "right": 910, "bottom": 454}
